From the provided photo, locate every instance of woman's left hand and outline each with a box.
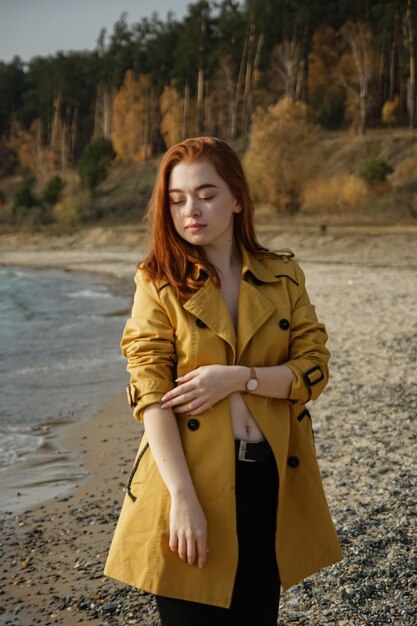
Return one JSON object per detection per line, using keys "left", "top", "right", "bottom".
{"left": 161, "top": 365, "right": 245, "bottom": 415}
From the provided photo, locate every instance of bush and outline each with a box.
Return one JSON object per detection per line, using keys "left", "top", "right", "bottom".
{"left": 41, "top": 175, "right": 64, "bottom": 204}
{"left": 78, "top": 137, "right": 116, "bottom": 190}
{"left": 53, "top": 189, "right": 90, "bottom": 226}
{"left": 12, "top": 169, "right": 54, "bottom": 227}
{"left": 0, "top": 141, "right": 18, "bottom": 177}
{"left": 13, "top": 171, "right": 38, "bottom": 211}
{"left": 301, "top": 175, "right": 369, "bottom": 212}
{"left": 359, "top": 158, "right": 394, "bottom": 184}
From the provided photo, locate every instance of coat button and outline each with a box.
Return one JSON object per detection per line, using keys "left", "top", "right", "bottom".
{"left": 187, "top": 418, "right": 200, "bottom": 431}
{"left": 287, "top": 456, "right": 300, "bottom": 468}
{"left": 196, "top": 318, "right": 207, "bottom": 328}
{"left": 279, "top": 318, "right": 290, "bottom": 330}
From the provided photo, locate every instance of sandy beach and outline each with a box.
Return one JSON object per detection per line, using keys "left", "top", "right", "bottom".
{"left": 0, "top": 224, "right": 416, "bottom": 625}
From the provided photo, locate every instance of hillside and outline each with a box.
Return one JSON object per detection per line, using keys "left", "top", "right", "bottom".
{"left": 0, "top": 128, "right": 416, "bottom": 233}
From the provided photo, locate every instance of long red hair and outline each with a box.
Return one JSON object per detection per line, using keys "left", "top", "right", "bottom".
{"left": 142, "top": 136, "right": 266, "bottom": 300}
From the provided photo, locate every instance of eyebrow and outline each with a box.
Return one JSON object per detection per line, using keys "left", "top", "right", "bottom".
{"left": 168, "top": 184, "right": 218, "bottom": 194}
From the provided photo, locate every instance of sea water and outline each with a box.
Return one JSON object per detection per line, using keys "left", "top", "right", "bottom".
{"left": 0, "top": 266, "right": 132, "bottom": 470}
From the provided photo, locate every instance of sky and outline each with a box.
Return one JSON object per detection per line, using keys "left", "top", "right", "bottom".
{"left": 0, "top": 0, "right": 195, "bottom": 64}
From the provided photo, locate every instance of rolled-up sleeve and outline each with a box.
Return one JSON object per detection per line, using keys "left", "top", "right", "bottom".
{"left": 121, "top": 270, "right": 176, "bottom": 422}
{"left": 283, "top": 262, "right": 330, "bottom": 404}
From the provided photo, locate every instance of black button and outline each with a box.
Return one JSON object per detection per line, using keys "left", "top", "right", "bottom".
{"left": 187, "top": 418, "right": 200, "bottom": 431}
{"left": 287, "top": 456, "right": 300, "bottom": 468}
{"left": 196, "top": 319, "right": 207, "bottom": 328}
{"left": 279, "top": 318, "right": 290, "bottom": 330}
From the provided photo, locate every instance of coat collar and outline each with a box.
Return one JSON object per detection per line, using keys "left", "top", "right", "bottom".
{"left": 184, "top": 244, "right": 282, "bottom": 363}
{"left": 239, "top": 244, "right": 281, "bottom": 284}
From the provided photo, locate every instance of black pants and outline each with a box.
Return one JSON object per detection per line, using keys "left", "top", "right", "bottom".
{"left": 155, "top": 439, "right": 280, "bottom": 626}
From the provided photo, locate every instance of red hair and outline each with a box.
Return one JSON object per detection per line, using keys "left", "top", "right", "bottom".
{"left": 142, "top": 136, "right": 266, "bottom": 300}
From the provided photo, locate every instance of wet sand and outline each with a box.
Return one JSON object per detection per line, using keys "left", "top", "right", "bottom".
{"left": 1, "top": 225, "right": 416, "bottom": 625}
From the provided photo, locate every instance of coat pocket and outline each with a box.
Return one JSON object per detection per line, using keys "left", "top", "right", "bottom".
{"left": 295, "top": 407, "right": 316, "bottom": 454}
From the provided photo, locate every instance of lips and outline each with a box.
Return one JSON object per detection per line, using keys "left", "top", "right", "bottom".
{"left": 186, "top": 224, "right": 206, "bottom": 230}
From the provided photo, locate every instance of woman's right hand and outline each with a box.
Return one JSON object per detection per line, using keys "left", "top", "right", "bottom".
{"left": 169, "top": 492, "right": 208, "bottom": 568}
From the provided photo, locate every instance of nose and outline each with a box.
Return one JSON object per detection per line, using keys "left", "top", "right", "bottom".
{"left": 185, "top": 196, "right": 201, "bottom": 217}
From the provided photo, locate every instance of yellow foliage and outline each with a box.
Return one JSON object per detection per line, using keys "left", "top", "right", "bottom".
{"left": 53, "top": 189, "right": 89, "bottom": 225}
{"left": 243, "top": 96, "right": 319, "bottom": 212}
{"left": 301, "top": 175, "right": 369, "bottom": 212}
{"left": 382, "top": 96, "right": 400, "bottom": 125}
{"left": 111, "top": 71, "right": 153, "bottom": 162}
{"left": 8, "top": 118, "right": 56, "bottom": 180}
{"left": 389, "top": 156, "right": 417, "bottom": 187}
{"left": 160, "top": 86, "right": 183, "bottom": 147}
{"left": 308, "top": 25, "right": 345, "bottom": 124}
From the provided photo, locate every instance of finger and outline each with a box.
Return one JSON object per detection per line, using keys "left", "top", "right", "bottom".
{"left": 175, "top": 369, "right": 200, "bottom": 383}
{"left": 169, "top": 531, "right": 178, "bottom": 553}
{"left": 187, "top": 537, "right": 196, "bottom": 566}
{"left": 174, "top": 397, "right": 208, "bottom": 414}
{"left": 196, "top": 535, "right": 208, "bottom": 568}
{"left": 165, "top": 390, "right": 196, "bottom": 408}
{"left": 188, "top": 404, "right": 209, "bottom": 415}
{"left": 161, "top": 381, "right": 197, "bottom": 403}
{"left": 177, "top": 534, "right": 187, "bottom": 562}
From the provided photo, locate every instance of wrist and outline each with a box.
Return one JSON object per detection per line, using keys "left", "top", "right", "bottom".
{"left": 170, "top": 484, "right": 198, "bottom": 502}
{"left": 233, "top": 365, "right": 251, "bottom": 392}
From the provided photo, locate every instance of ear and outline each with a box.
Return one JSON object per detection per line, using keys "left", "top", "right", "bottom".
{"left": 234, "top": 199, "right": 242, "bottom": 213}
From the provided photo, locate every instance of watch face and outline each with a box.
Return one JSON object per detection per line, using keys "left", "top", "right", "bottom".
{"left": 247, "top": 379, "right": 258, "bottom": 391}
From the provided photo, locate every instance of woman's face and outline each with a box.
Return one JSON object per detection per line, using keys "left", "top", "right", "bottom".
{"left": 168, "top": 159, "right": 241, "bottom": 251}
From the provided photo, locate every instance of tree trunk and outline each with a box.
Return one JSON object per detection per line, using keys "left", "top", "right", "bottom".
{"left": 235, "top": 8, "right": 251, "bottom": 137}
{"left": 197, "top": 8, "right": 206, "bottom": 135}
{"left": 182, "top": 83, "right": 190, "bottom": 138}
{"left": 406, "top": 0, "right": 416, "bottom": 128}
{"left": 243, "top": 17, "right": 256, "bottom": 131}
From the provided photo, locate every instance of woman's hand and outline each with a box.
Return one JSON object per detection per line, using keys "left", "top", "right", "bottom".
{"left": 161, "top": 365, "right": 247, "bottom": 414}
{"left": 169, "top": 492, "right": 208, "bottom": 568}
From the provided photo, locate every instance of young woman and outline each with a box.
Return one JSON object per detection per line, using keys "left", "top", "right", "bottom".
{"left": 104, "top": 136, "right": 342, "bottom": 626}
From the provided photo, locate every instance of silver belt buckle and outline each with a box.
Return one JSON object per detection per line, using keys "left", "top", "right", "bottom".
{"left": 238, "top": 440, "right": 256, "bottom": 462}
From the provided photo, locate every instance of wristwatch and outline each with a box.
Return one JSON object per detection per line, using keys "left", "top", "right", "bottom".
{"left": 246, "top": 367, "right": 259, "bottom": 392}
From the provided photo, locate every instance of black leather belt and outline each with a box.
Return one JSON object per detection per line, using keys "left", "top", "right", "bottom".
{"left": 235, "top": 439, "right": 272, "bottom": 463}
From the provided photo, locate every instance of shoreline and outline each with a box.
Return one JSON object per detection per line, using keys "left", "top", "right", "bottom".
{"left": 1, "top": 227, "right": 416, "bottom": 625}
{"left": 0, "top": 261, "right": 134, "bottom": 517}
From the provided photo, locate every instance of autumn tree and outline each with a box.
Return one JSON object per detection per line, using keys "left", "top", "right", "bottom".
{"left": 8, "top": 118, "right": 55, "bottom": 180}
{"left": 243, "top": 95, "right": 319, "bottom": 213}
{"left": 111, "top": 71, "right": 157, "bottom": 162}
{"left": 308, "top": 25, "right": 345, "bottom": 128}
{"left": 269, "top": 39, "right": 304, "bottom": 101}
{"left": 160, "top": 85, "right": 183, "bottom": 147}
{"left": 338, "top": 21, "right": 376, "bottom": 134}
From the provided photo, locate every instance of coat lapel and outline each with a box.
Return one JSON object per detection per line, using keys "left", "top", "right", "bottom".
{"left": 236, "top": 279, "right": 276, "bottom": 363}
{"left": 183, "top": 278, "right": 237, "bottom": 360}
{"left": 183, "top": 246, "right": 282, "bottom": 364}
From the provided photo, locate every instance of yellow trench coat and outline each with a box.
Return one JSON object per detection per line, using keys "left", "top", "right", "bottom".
{"left": 104, "top": 244, "right": 343, "bottom": 607}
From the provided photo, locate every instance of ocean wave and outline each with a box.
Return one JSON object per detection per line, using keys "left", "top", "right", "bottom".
{"left": 65, "top": 288, "right": 113, "bottom": 299}
{"left": 0, "top": 426, "right": 44, "bottom": 470}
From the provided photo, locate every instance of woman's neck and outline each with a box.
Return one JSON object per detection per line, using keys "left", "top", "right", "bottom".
{"left": 204, "top": 238, "right": 242, "bottom": 279}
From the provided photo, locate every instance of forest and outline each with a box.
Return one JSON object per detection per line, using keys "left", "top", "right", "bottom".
{"left": 0, "top": 0, "right": 416, "bottom": 225}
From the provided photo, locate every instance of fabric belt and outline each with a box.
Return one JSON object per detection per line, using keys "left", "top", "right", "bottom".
{"left": 234, "top": 439, "right": 272, "bottom": 463}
